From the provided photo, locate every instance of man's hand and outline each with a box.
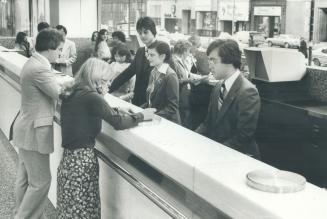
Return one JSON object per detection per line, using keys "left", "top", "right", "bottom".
{"left": 59, "top": 77, "right": 75, "bottom": 96}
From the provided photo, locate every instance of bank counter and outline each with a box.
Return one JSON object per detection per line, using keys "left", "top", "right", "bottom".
{"left": 1, "top": 47, "right": 327, "bottom": 219}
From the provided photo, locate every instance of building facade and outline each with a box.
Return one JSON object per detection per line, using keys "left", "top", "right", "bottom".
{"left": 313, "top": 0, "right": 327, "bottom": 42}
{"left": 218, "top": 0, "right": 251, "bottom": 34}
{"left": 250, "top": 0, "right": 287, "bottom": 38}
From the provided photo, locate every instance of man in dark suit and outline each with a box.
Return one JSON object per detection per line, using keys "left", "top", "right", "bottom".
{"left": 109, "top": 17, "right": 156, "bottom": 106}
{"left": 196, "top": 39, "right": 261, "bottom": 159}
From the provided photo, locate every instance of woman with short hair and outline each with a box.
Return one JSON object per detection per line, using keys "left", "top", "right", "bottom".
{"left": 57, "top": 58, "right": 155, "bottom": 218}
{"left": 143, "top": 41, "right": 181, "bottom": 124}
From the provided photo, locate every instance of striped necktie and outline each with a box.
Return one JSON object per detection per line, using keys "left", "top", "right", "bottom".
{"left": 218, "top": 83, "right": 227, "bottom": 110}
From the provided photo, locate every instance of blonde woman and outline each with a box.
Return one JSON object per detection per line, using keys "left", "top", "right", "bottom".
{"left": 57, "top": 58, "right": 155, "bottom": 218}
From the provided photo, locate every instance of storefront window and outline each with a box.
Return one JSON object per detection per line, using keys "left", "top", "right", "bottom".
{"left": 255, "top": 16, "right": 280, "bottom": 38}
{"left": 196, "top": 11, "right": 217, "bottom": 37}
{"left": 99, "top": 0, "right": 146, "bottom": 35}
{"left": 0, "top": 0, "right": 14, "bottom": 36}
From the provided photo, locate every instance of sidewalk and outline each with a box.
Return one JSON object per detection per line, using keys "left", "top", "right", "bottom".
{"left": 0, "top": 130, "right": 56, "bottom": 219}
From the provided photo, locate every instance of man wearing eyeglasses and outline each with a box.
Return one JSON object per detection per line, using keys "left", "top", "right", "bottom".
{"left": 196, "top": 39, "right": 261, "bottom": 159}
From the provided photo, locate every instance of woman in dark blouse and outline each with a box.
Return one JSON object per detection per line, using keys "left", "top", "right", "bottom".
{"left": 57, "top": 58, "right": 155, "bottom": 219}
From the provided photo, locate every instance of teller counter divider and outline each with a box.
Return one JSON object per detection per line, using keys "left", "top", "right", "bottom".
{"left": 1, "top": 49, "right": 327, "bottom": 219}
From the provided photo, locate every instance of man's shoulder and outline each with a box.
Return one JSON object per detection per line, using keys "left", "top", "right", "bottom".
{"left": 239, "top": 75, "right": 258, "bottom": 92}
{"left": 22, "top": 56, "right": 45, "bottom": 72}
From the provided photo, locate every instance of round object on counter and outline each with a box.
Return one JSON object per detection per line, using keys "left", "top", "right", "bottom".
{"left": 246, "top": 169, "right": 306, "bottom": 193}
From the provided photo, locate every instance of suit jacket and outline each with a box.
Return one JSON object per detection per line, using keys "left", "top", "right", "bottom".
{"left": 54, "top": 39, "right": 77, "bottom": 76}
{"left": 13, "top": 53, "right": 61, "bottom": 154}
{"left": 145, "top": 66, "right": 181, "bottom": 124}
{"left": 198, "top": 74, "right": 261, "bottom": 159}
{"left": 110, "top": 46, "right": 152, "bottom": 106}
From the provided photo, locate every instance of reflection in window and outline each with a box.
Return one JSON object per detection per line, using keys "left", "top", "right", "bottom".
{"left": 0, "top": 0, "right": 14, "bottom": 36}
{"left": 100, "top": 0, "right": 146, "bottom": 36}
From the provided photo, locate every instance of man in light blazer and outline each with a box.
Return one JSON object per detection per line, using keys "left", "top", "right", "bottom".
{"left": 13, "top": 29, "right": 64, "bottom": 219}
{"left": 54, "top": 25, "right": 77, "bottom": 76}
{"left": 196, "top": 39, "right": 261, "bottom": 159}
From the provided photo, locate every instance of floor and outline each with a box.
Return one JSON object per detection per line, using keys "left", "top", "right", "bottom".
{"left": 0, "top": 130, "right": 57, "bottom": 219}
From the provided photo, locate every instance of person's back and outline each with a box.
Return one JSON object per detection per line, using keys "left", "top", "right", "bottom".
{"left": 13, "top": 28, "right": 64, "bottom": 219}
{"left": 57, "top": 58, "right": 155, "bottom": 218}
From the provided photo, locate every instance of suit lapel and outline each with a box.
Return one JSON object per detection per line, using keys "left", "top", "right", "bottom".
{"left": 150, "top": 73, "right": 165, "bottom": 101}
{"left": 215, "top": 74, "right": 243, "bottom": 123}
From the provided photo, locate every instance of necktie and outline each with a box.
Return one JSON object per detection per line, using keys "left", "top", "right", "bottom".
{"left": 218, "top": 83, "right": 227, "bottom": 110}
{"left": 146, "top": 68, "right": 160, "bottom": 107}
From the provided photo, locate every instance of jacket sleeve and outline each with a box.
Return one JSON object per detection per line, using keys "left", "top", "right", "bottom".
{"left": 156, "top": 73, "right": 179, "bottom": 119}
{"left": 33, "top": 67, "right": 61, "bottom": 100}
{"left": 66, "top": 42, "right": 77, "bottom": 66}
{"left": 89, "top": 93, "right": 143, "bottom": 130}
{"left": 195, "top": 85, "right": 216, "bottom": 134}
{"left": 223, "top": 87, "right": 261, "bottom": 151}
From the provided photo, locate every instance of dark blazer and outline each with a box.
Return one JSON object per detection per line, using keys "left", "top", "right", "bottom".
{"left": 198, "top": 73, "right": 261, "bottom": 159}
{"left": 110, "top": 46, "right": 153, "bottom": 106}
{"left": 145, "top": 66, "right": 181, "bottom": 124}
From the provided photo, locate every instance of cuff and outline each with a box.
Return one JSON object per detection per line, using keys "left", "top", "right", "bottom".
{"left": 132, "top": 112, "right": 144, "bottom": 123}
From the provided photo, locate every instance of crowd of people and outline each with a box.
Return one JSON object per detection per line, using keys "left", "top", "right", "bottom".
{"left": 11, "top": 16, "right": 261, "bottom": 218}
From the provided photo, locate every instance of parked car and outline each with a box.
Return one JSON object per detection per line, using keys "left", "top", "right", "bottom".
{"left": 233, "top": 31, "right": 265, "bottom": 47}
{"left": 266, "top": 34, "right": 301, "bottom": 48}
{"left": 312, "top": 47, "right": 327, "bottom": 66}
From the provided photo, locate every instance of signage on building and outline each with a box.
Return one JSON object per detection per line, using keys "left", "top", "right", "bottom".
{"left": 218, "top": 0, "right": 250, "bottom": 21}
{"left": 254, "top": 7, "right": 282, "bottom": 16}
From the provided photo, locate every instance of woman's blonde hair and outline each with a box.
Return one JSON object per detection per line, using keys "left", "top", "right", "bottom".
{"left": 74, "top": 58, "right": 111, "bottom": 91}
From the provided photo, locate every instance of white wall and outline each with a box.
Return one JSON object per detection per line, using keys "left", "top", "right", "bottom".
{"left": 58, "top": 0, "right": 97, "bottom": 38}
{"left": 285, "top": 0, "right": 312, "bottom": 40}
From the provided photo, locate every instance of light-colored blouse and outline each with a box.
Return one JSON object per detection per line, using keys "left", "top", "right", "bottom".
{"left": 97, "top": 41, "right": 111, "bottom": 60}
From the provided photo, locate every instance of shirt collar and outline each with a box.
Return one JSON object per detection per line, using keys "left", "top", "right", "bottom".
{"left": 34, "top": 52, "right": 51, "bottom": 69}
{"left": 224, "top": 69, "right": 240, "bottom": 93}
{"left": 156, "top": 63, "right": 169, "bottom": 75}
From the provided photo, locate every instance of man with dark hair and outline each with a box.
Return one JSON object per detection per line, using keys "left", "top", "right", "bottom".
{"left": 55, "top": 24, "right": 77, "bottom": 76}
{"left": 37, "top": 21, "right": 50, "bottom": 32}
{"left": 109, "top": 16, "right": 157, "bottom": 106}
{"left": 30, "top": 22, "right": 50, "bottom": 53}
{"left": 13, "top": 29, "right": 66, "bottom": 219}
{"left": 196, "top": 39, "right": 261, "bottom": 159}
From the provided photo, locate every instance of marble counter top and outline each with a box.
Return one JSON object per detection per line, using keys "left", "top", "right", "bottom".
{"left": 103, "top": 94, "right": 327, "bottom": 219}
{"left": 2, "top": 50, "right": 327, "bottom": 219}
